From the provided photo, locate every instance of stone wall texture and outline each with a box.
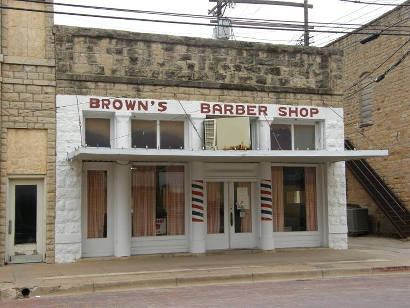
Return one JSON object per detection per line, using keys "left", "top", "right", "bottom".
{"left": 330, "top": 3, "right": 410, "bottom": 234}
{"left": 0, "top": 0, "right": 56, "bottom": 264}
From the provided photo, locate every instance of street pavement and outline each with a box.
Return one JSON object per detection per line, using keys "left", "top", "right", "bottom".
{"left": 2, "top": 274, "right": 410, "bottom": 307}
{"left": 0, "top": 236, "right": 410, "bottom": 302}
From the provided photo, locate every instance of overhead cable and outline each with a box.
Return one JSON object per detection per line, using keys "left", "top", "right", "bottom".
{"left": 1, "top": 5, "right": 409, "bottom": 37}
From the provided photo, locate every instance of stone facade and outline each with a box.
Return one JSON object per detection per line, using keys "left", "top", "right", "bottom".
{"left": 330, "top": 3, "right": 409, "bottom": 234}
{"left": 0, "top": 0, "right": 56, "bottom": 264}
{"left": 54, "top": 26, "right": 347, "bottom": 262}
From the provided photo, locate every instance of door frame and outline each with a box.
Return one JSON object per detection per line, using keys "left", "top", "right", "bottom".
{"left": 205, "top": 180, "right": 258, "bottom": 250}
{"left": 82, "top": 162, "right": 114, "bottom": 257}
{"left": 6, "top": 177, "right": 46, "bottom": 264}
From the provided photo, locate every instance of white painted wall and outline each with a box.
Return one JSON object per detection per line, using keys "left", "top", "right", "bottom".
{"left": 55, "top": 95, "right": 348, "bottom": 263}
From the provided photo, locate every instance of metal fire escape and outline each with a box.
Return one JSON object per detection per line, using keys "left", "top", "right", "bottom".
{"left": 345, "top": 140, "right": 410, "bottom": 238}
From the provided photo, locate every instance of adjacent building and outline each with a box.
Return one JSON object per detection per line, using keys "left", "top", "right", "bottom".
{"left": 329, "top": 2, "right": 409, "bottom": 236}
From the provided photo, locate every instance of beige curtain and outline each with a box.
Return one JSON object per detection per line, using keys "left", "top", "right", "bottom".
{"left": 272, "top": 167, "right": 284, "bottom": 232}
{"left": 87, "top": 170, "right": 107, "bottom": 238}
{"left": 305, "top": 167, "right": 317, "bottom": 231}
{"left": 207, "top": 182, "right": 222, "bottom": 234}
{"left": 163, "top": 166, "right": 185, "bottom": 235}
{"left": 237, "top": 182, "right": 252, "bottom": 233}
{"left": 132, "top": 166, "right": 156, "bottom": 237}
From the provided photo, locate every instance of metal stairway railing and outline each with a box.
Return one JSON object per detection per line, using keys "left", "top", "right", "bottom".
{"left": 345, "top": 139, "right": 410, "bottom": 238}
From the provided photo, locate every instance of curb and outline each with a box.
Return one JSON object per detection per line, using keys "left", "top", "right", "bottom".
{"left": 3, "top": 265, "right": 410, "bottom": 300}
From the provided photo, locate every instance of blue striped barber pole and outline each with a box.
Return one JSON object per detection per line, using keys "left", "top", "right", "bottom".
{"left": 260, "top": 179, "right": 273, "bottom": 221}
{"left": 192, "top": 180, "right": 204, "bottom": 222}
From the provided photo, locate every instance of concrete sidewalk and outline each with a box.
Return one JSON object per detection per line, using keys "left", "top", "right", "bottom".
{"left": 1, "top": 236, "right": 410, "bottom": 300}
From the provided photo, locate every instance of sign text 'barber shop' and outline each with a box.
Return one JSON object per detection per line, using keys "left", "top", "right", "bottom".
{"left": 88, "top": 97, "right": 320, "bottom": 118}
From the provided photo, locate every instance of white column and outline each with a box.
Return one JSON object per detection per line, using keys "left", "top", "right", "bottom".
{"left": 259, "top": 162, "right": 274, "bottom": 250}
{"left": 327, "top": 162, "right": 348, "bottom": 249}
{"left": 113, "top": 162, "right": 131, "bottom": 257}
{"left": 115, "top": 113, "right": 131, "bottom": 148}
{"left": 190, "top": 161, "right": 206, "bottom": 253}
{"left": 190, "top": 117, "right": 204, "bottom": 151}
{"left": 258, "top": 119, "right": 271, "bottom": 150}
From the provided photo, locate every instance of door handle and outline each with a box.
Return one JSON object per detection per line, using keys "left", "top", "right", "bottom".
{"left": 8, "top": 220, "right": 12, "bottom": 235}
{"left": 230, "top": 212, "right": 233, "bottom": 226}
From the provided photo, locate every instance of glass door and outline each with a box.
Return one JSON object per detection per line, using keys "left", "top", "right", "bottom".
{"left": 206, "top": 181, "right": 256, "bottom": 250}
{"left": 229, "top": 182, "right": 256, "bottom": 249}
{"left": 7, "top": 179, "right": 44, "bottom": 263}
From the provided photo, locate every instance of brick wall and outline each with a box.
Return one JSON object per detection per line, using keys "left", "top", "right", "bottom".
{"left": 330, "top": 3, "right": 410, "bottom": 233}
{"left": 0, "top": 0, "right": 56, "bottom": 264}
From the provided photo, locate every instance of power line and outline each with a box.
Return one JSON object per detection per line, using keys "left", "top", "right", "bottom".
{"left": 340, "top": 0, "right": 410, "bottom": 6}
{"left": 345, "top": 38, "right": 409, "bottom": 92}
{"left": 2, "top": 5, "right": 409, "bottom": 37}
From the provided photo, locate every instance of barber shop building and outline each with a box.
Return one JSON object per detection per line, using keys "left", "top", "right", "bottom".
{"left": 0, "top": 3, "right": 386, "bottom": 264}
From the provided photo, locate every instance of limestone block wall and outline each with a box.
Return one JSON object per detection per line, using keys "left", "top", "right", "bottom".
{"left": 0, "top": 0, "right": 56, "bottom": 264}
{"left": 330, "top": 3, "right": 410, "bottom": 232}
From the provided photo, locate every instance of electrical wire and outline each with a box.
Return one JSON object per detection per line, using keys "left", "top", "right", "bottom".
{"left": 2, "top": 1, "right": 409, "bottom": 36}
{"left": 340, "top": 0, "right": 410, "bottom": 6}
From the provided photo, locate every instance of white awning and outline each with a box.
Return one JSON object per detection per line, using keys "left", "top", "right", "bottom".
{"left": 67, "top": 147, "right": 388, "bottom": 163}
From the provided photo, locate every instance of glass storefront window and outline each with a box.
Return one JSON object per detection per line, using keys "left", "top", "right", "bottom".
{"left": 270, "top": 124, "right": 292, "bottom": 150}
{"left": 85, "top": 118, "right": 111, "bottom": 147}
{"left": 294, "top": 125, "right": 315, "bottom": 150}
{"left": 131, "top": 165, "right": 185, "bottom": 237}
{"left": 160, "top": 121, "right": 184, "bottom": 149}
{"left": 270, "top": 123, "right": 316, "bottom": 150}
{"left": 272, "top": 166, "right": 317, "bottom": 232}
{"left": 131, "top": 120, "right": 157, "bottom": 149}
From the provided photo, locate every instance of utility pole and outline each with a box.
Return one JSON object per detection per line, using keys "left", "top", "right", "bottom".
{"left": 304, "top": 0, "right": 309, "bottom": 46}
{"left": 209, "top": 0, "right": 313, "bottom": 45}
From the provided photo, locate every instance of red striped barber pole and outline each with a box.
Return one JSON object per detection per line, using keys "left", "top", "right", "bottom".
{"left": 260, "top": 179, "right": 273, "bottom": 221}
{"left": 192, "top": 180, "right": 204, "bottom": 222}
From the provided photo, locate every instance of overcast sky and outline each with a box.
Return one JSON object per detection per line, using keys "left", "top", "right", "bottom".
{"left": 54, "top": 0, "right": 406, "bottom": 46}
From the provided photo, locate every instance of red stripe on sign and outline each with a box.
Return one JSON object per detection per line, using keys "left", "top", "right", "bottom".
{"left": 263, "top": 179, "right": 271, "bottom": 182}
{"left": 261, "top": 204, "right": 272, "bottom": 209}
{"left": 192, "top": 218, "right": 203, "bottom": 222}
{"left": 194, "top": 180, "right": 204, "bottom": 183}
{"left": 261, "top": 217, "right": 272, "bottom": 221}
{"left": 192, "top": 204, "right": 204, "bottom": 210}
{"left": 192, "top": 190, "right": 204, "bottom": 197}
{"left": 260, "top": 190, "right": 271, "bottom": 195}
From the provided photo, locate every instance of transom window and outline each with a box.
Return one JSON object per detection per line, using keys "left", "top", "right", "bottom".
{"left": 271, "top": 123, "right": 316, "bottom": 150}
{"left": 85, "top": 118, "right": 111, "bottom": 147}
{"left": 131, "top": 120, "right": 184, "bottom": 149}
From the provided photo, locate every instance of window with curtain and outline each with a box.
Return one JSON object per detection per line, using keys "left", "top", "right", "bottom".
{"left": 272, "top": 166, "right": 317, "bottom": 232}
{"left": 87, "top": 170, "right": 107, "bottom": 238}
{"left": 131, "top": 165, "right": 185, "bottom": 237}
{"left": 85, "top": 118, "right": 111, "bottom": 147}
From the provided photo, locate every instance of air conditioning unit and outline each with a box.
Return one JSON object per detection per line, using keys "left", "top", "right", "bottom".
{"left": 347, "top": 206, "right": 369, "bottom": 236}
{"left": 204, "top": 119, "right": 217, "bottom": 150}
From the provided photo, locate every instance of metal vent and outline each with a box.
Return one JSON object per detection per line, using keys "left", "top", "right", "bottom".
{"left": 204, "top": 119, "right": 216, "bottom": 150}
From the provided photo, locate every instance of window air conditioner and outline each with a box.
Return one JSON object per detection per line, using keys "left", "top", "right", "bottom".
{"left": 204, "top": 119, "right": 217, "bottom": 150}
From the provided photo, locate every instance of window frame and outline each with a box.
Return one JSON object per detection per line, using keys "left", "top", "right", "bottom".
{"left": 270, "top": 120, "right": 321, "bottom": 150}
{"left": 82, "top": 111, "right": 115, "bottom": 148}
{"left": 271, "top": 163, "right": 323, "bottom": 235}
{"left": 130, "top": 162, "right": 189, "bottom": 240}
{"left": 131, "top": 115, "right": 186, "bottom": 150}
